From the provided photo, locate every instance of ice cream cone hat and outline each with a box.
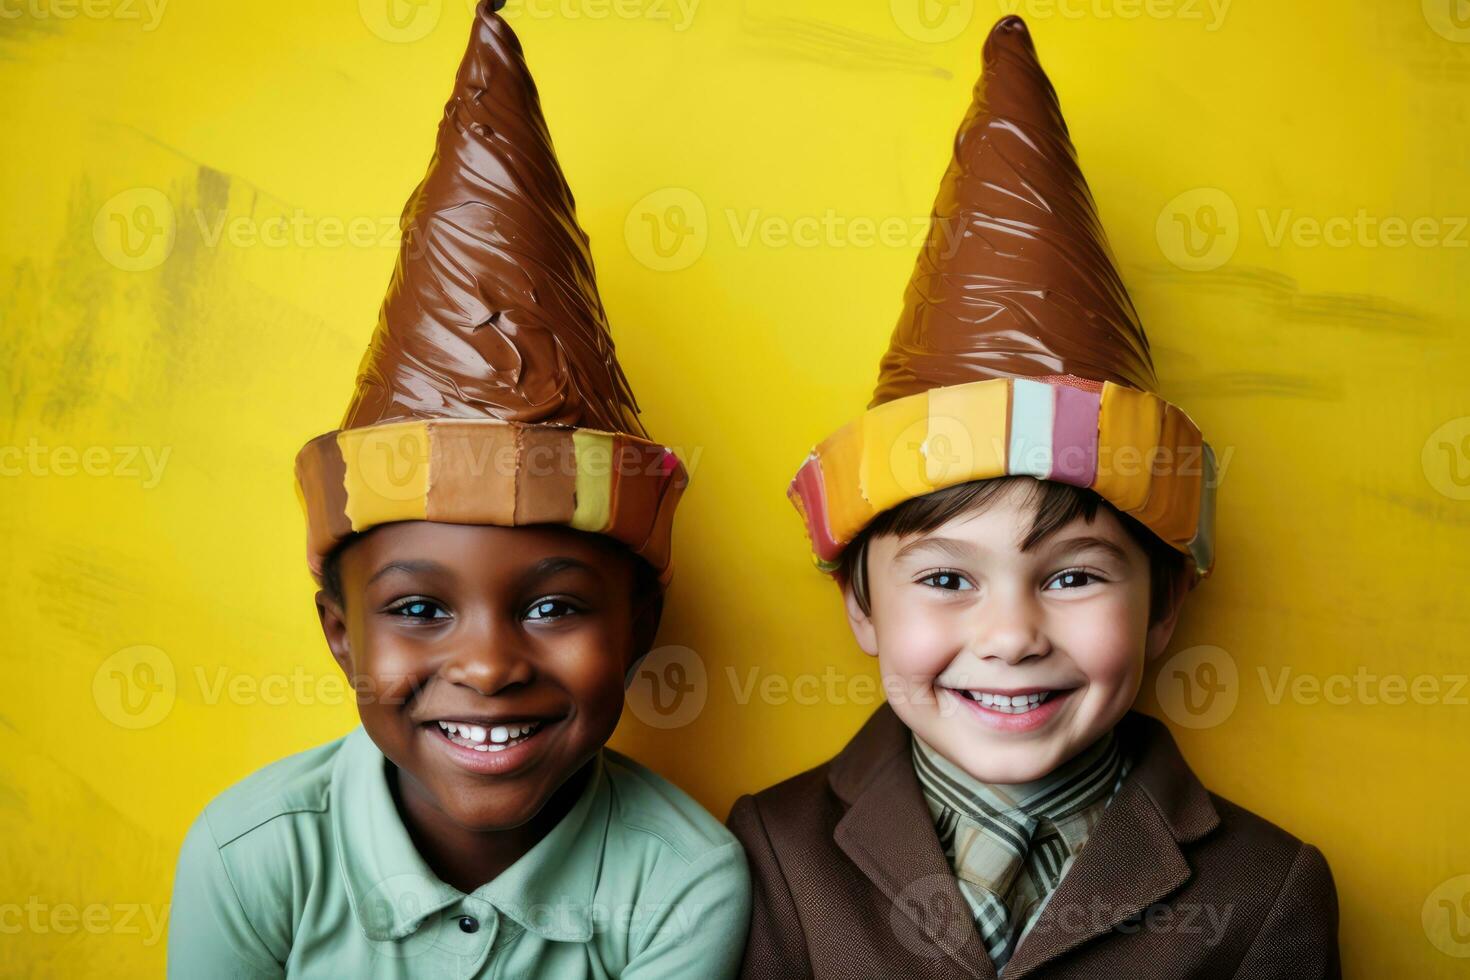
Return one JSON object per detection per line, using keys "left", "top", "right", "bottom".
{"left": 789, "top": 16, "right": 1216, "bottom": 579}
{"left": 295, "top": 0, "right": 686, "bottom": 583}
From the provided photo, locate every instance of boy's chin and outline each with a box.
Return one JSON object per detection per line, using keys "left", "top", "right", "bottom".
{"left": 431, "top": 788, "right": 554, "bottom": 833}
{"left": 918, "top": 719, "right": 1082, "bottom": 785}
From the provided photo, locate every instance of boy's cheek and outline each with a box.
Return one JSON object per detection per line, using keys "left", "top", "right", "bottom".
{"left": 872, "top": 607, "right": 963, "bottom": 676}
{"left": 1052, "top": 615, "right": 1146, "bottom": 687}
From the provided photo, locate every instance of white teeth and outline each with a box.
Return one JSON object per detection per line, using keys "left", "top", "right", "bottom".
{"left": 966, "top": 690, "right": 1054, "bottom": 714}
{"left": 436, "top": 720, "right": 543, "bottom": 748}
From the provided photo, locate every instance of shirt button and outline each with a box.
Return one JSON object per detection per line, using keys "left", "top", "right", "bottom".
{"left": 458, "top": 915, "right": 479, "bottom": 934}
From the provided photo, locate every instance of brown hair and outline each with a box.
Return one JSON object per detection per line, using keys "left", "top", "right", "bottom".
{"left": 838, "top": 477, "right": 1187, "bottom": 622}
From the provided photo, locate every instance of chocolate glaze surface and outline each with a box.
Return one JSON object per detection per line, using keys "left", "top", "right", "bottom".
{"left": 872, "top": 16, "right": 1157, "bottom": 407}
{"left": 343, "top": 2, "right": 646, "bottom": 436}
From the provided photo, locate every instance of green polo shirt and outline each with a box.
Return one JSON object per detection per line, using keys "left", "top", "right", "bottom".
{"left": 168, "top": 728, "right": 750, "bottom": 978}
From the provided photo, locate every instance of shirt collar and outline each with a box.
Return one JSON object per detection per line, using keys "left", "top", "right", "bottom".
{"left": 911, "top": 730, "right": 1123, "bottom": 830}
{"left": 331, "top": 727, "right": 610, "bottom": 944}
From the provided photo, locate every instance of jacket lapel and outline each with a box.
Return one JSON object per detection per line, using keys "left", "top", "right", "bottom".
{"left": 829, "top": 706, "right": 996, "bottom": 980}
{"left": 1003, "top": 712, "right": 1221, "bottom": 977}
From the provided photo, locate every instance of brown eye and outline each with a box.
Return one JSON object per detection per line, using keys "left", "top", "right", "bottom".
{"left": 525, "top": 598, "right": 579, "bottom": 621}
{"left": 1046, "top": 569, "right": 1100, "bottom": 591}
{"left": 919, "top": 571, "right": 972, "bottom": 591}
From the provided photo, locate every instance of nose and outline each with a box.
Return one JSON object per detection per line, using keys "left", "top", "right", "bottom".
{"left": 970, "top": 587, "right": 1050, "bottom": 665}
{"left": 439, "top": 612, "right": 536, "bottom": 696}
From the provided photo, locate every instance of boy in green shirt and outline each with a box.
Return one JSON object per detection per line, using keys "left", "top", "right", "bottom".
{"left": 167, "top": 3, "right": 749, "bottom": 976}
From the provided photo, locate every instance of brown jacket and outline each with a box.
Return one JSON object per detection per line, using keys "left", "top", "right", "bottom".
{"left": 727, "top": 706, "right": 1339, "bottom": 979}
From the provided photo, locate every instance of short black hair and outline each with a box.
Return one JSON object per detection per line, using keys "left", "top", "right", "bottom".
{"left": 837, "top": 476, "right": 1187, "bottom": 623}
{"left": 318, "top": 531, "right": 362, "bottom": 608}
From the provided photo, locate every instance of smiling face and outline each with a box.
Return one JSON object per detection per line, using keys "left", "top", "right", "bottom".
{"left": 843, "top": 478, "right": 1188, "bottom": 784}
{"left": 316, "top": 520, "right": 657, "bottom": 834}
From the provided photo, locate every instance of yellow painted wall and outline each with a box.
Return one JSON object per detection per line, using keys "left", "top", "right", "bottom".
{"left": 3, "top": 0, "right": 1468, "bottom": 974}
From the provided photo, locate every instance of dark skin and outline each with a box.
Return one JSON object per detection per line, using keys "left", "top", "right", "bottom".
{"left": 316, "top": 521, "right": 661, "bottom": 893}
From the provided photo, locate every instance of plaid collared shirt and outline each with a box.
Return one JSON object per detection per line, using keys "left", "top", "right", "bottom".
{"left": 912, "top": 730, "right": 1129, "bottom": 971}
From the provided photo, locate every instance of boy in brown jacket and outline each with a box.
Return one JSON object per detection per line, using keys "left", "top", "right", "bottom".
{"left": 727, "top": 16, "right": 1339, "bottom": 979}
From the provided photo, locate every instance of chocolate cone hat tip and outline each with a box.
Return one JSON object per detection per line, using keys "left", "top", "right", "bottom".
{"left": 989, "top": 14, "right": 1031, "bottom": 41}
{"left": 342, "top": 0, "right": 647, "bottom": 438}
{"left": 870, "top": 8, "right": 1156, "bottom": 406}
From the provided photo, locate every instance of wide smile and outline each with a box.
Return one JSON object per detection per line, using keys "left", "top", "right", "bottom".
{"left": 946, "top": 686, "right": 1077, "bottom": 732}
{"left": 424, "top": 717, "right": 561, "bottom": 775}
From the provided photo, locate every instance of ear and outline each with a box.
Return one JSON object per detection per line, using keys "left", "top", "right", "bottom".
{"left": 315, "top": 589, "right": 353, "bottom": 676}
{"left": 1144, "top": 565, "right": 1193, "bottom": 663}
{"left": 841, "top": 579, "right": 880, "bottom": 658}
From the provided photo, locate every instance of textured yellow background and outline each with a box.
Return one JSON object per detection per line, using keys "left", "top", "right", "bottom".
{"left": 3, "top": 0, "right": 1468, "bottom": 974}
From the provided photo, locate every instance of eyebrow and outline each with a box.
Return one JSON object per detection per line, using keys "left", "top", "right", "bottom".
{"left": 892, "top": 533, "right": 1131, "bottom": 566}
{"left": 1044, "top": 535, "right": 1131, "bottom": 565}
{"left": 893, "top": 536, "right": 977, "bottom": 564}
{"left": 367, "top": 559, "right": 449, "bottom": 585}
{"left": 366, "top": 554, "right": 602, "bottom": 591}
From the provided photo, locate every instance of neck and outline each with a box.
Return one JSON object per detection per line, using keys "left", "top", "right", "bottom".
{"left": 390, "top": 759, "right": 594, "bottom": 894}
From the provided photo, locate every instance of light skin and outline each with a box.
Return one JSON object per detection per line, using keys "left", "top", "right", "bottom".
{"left": 843, "top": 478, "right": 1190, "bottom": 785}
{"left": 316, "top": 520, "right": 659, "bottom": 893}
